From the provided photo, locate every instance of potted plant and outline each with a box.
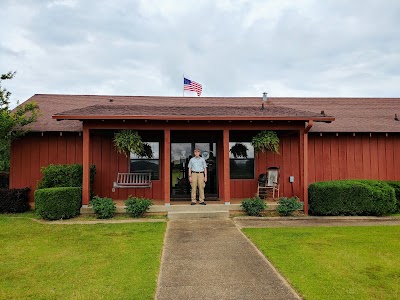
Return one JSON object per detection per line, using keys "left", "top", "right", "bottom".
{"left": 113, "top": 130, "right": 153, "bottom": 158}
{"left": 251, "top": 130, "right": 280, "bottom": 154}
{"left": 230, "top": 143, "right": 248, "bottom": 158}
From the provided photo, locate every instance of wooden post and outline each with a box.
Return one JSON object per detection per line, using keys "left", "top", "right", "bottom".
{"left": 163, "top": 129, "right": 171, "bottom": 205}
{"left": 299, "top": 128, "right": 309, "bottom": 214}
{"left": 223, "top": 129, "right": 230, "bottom": 204}
{"left": 82, "top": 125, "right": 90, "bottom": 205}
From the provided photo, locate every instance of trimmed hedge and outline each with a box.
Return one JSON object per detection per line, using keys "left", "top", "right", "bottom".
{"left": 309, "top": 180, "right": 396, "bottom": 216}
{"left": 0, "top": 188, "right": 30, "bottom": 213}
{"left": 0, "top": 172, "right": 9, "bottom": 188}
{"left": 386, "top": 181, "right": 400, "bottom": 213}
{"left": 37, "top": 164, "right": 96, "bottom": 197}
{"left": 35, "top": 187, "right": 82, "bottom": 220}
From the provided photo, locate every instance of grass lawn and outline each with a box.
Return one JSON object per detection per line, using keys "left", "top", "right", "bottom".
{"left": 0, "top": 213, "right": 166, "bottom": 300}
{"left": 243, "top": 226, "right": 400, "bottom": 300}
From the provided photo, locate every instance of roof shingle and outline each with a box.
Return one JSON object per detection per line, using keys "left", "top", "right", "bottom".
{"left": 20, "top": 94, "right": 400, "bottom": 132}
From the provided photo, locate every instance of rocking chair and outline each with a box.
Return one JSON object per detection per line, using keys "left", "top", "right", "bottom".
{"left": 257, "top": 167, "right": 280, "bottom": 199}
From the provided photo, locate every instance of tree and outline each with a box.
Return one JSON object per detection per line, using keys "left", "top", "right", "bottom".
{"left": 0, "top": 71, "right": 40, "bottom": 171}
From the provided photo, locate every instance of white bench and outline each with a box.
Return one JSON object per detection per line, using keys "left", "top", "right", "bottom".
{"left": 112, "top": 172, "right": 152, "bottom": 192}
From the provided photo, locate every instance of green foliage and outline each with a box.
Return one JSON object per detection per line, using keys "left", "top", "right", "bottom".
{"left": 241, "top": 196, "right": 267, "bottom": 216}
{"left": 0, "top": 71, "right": 40, "bottom": 171}
{"left": 251, "top": 130, "right": 279, "bottom": 154}
{"left": 125, "top": 196, "right": 153, "bottom": 218}
{"left": 89, "top": 196, "right": 116, "bottom": 219}
{"left": 34, "top": 187, "right": 82, "bottom": 220}
{"left": 0, "top": 187, "right": 30, "bottom": 213}
{"left": 386, "top": 181, "right": 400, "bottom": 213}
{"left": 37, "top": 164, "right": 96, "bottom": 198}
{"left": 114, "top": 130, "right": 144, "bottom": 157}
{"left": 277, "top": 196, "right": 303, "bottom": 216}
{"left": 0, "top": 172, "right": 9, "bottom": 188}
{"left": 309, "top": 180, "right": 396, "bottom": 216}
{"left": 229, "top": 143, "right": 248, "bottom": 158}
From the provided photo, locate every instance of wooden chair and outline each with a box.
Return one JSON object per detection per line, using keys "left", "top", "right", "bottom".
{"left": 257, "top": 167, "right": 280, "bottom": 199}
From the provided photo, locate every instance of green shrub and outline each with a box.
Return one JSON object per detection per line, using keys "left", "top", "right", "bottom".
{"left": 0, "top": 188, "right": 30, "bottom": 213}
{"left": 241, "top": 196, "right": 267, "bottom": 216}
{"left": 309, "top": 180, "right": 396, "bottom": 216}
{"left": 37, "top": 164, "right": 96, "bottom": 198}
{"left": 89, "top": 196, "right": 116, "bottom": 219}
{"left": 35, "top": 187, "right": 82, "bottom": 220}
{"left": 386, "top": 181, "right": 400, "bottom": 213}
{"left": 277, "top": 196, "right": 303, "bottom": 216}
{"left": 0, "top": 172, "right": 9, "bottom": 188}
{"left": 125, "top": 196, "right": 153, "bottom": 218}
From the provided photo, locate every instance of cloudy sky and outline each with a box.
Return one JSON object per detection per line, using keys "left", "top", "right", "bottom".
{"left": 1, "top": 0, "right": 399, "bottom": 108}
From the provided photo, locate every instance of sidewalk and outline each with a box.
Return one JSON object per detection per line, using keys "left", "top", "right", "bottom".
{"left": 155, "top": 219, "right": 300, "bottom": 300}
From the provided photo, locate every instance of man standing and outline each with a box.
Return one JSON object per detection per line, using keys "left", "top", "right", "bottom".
{"left": 188, "top": 148, "right": 207, "bottom": 205}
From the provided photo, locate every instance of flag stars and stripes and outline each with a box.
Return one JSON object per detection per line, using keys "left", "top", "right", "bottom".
{"left": 184, "top": 77, "right": 202, "bottom": 96}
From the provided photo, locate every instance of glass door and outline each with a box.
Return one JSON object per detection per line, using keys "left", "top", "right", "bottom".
{"left": 171, "top": 142, "right": 218, "bottom": 199}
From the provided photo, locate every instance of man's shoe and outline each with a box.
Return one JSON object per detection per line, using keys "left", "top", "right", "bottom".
{"left": 191, "top": 202, "right": 196, "bottom": 205}
{"left": 200, "top": 202, "right": 206, "bottom": 205}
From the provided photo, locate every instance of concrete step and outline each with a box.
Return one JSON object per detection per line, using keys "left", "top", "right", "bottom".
{"left": 168, "top": 211, "right": 230, "bottom": 220}
{"left": 165, "top": 204, "right": 229, "bottom": 212}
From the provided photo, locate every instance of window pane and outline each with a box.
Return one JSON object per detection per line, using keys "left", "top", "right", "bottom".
{"left": 230, "top": 159, "right": 254, "bottom": 179}
{"left": 130, "top": 160, "right": 159, "bottom": 180}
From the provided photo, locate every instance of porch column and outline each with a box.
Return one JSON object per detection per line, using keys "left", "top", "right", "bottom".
{"left": 223, "top": 129, "right": 231, "bottom": 204}
{"left": 82, "top": 124, "right": 91, "bottom": 205}
{"left": 299, "top": 124, "right": 311, "bottom": 215}
{"left": 163, "top": 129, "right": 171, "bottom": 205}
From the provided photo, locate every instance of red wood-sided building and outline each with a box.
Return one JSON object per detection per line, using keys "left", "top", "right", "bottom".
{"left": 10, "top": 95, "right": 400, "bottom": 213}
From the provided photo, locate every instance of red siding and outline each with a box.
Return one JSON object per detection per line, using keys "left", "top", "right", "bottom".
{"left": 10, "top": 131, "right": 400, "bottom": 203}
{"left": 308, "top": 133, "right": 400, "bottom": 183}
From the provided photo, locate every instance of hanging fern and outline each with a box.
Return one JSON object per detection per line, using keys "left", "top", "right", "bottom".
{"left": 113, "top": 130, "right": 144, "bottom": 157}
{"left": 230, "top": 143, "right": 248, "bottom": 158}
{"left": 251, "top": 130, "right": 280, "bottom": 154}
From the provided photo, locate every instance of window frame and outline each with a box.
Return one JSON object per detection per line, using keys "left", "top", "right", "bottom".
{"left": 129, "top": 142, "right": 160, "bottom": 180}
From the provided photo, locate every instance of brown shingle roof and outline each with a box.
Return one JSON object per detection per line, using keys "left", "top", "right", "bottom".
{"left": 21, "top": 94, "right": 400, "bottom": 132}
{"left": 54, "top": 104, "right": 328, "bottom": 120}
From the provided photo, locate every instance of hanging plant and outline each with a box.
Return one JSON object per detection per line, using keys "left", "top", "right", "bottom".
{"left": 251, "top": 130, "right": 280, "bottom": 154}
{"left": 139, "top": 142, "right": 153, "bottom": 159}
{"left": 113, "top": 130, "right": 145, "bottom": 157}
{"left": 230, "top": 143, "right": 248, "bottom": 158}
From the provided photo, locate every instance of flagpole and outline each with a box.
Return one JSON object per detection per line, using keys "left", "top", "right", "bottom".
{"left": 183, "top": 74, "right": 184, "bottom": 97}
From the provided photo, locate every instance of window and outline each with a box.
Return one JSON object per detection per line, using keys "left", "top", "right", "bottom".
{"left": 130, "top": 142, "right": 160, "bottom": 180}
{"left": 229, "top": 142, "right": 254, "bottom": 179}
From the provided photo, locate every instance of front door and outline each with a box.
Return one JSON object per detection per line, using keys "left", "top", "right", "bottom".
{"left": 171, "top": 142, "right": 218, "bottom": 199}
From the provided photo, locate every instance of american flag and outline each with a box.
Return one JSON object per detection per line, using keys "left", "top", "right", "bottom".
{"left": 184, "top": 77, "right": 202, "bottom": 96}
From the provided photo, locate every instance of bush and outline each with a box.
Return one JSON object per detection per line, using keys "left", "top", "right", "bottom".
{"left": 37, "top": 164, "right": 96, "bottom": 198}
{"left": 125, "top": 196, "right": 153, "bottom": 218}
{"left": 35, "top": 187, "right": 82, "bottom": 220}
{"left": 277, "top": 196, "right": 303, "bottom": 216}
{"left": 309, "top": 180, "right": 396, "bottom": 216}
{"left": 0, "top": 188, "right": 30, "bottom": 213}
{"left": 241, "top": 196, "right": 267, "bottom": 216}
{"left": 386, "top": 181, "right": 400, "bottom": 213}
{"left": 89, "top": 196, "right": 116, "bottom": 219}
{"left": 0, "top": 172, "right": 9, "bottom": 188}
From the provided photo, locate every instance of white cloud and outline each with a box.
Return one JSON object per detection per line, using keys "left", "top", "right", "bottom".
{"left": 1, "top": 0, "right": 399, "bottom": 108}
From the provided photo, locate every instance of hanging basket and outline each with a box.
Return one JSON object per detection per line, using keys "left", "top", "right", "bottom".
{"left": 113, "top": 130, "right": 153, "bottom": 158}
{"left": 251, "top": 130, "right": 280, "bottom": 154}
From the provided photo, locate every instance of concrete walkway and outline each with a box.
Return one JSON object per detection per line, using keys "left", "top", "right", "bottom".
{"left": 155, "top": 219, "right": 300, "bottom": 300}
